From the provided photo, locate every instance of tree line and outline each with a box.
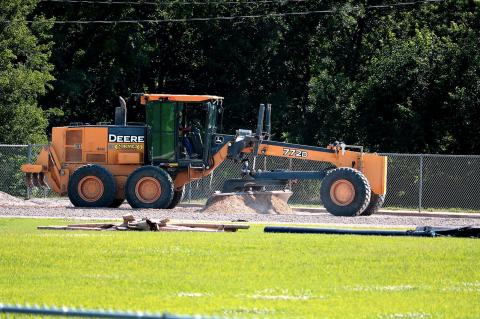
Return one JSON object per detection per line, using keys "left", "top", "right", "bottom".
{"left": 1, "top": 0, "right": 479, "bottom": 154}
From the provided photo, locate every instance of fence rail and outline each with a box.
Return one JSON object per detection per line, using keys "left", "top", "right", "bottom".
{"left": 1, "top": 144, "right": 479, "bottom": 212}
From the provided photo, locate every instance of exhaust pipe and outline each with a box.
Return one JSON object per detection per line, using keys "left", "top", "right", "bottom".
{"left": 256, "top": 103, "right": 265, "bottom": 137}
{"left": 115, "top": 96, "right": 127, "bottom": 126}
{"left": 265, "top": 103, "right": 271, "bottom": 139}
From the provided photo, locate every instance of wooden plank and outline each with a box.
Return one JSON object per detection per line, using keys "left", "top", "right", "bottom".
{"left": 67, "top": 223, "right": 118, "bottom": 228}
{"left": 171, "top": 223, "right": 250, "bottom": 230}
{"left": 37, "top": 226, "right": 105, "bottom": 231}
{"left": 38, "top": 226, "right": 69, "bottom": 230}
{"left": 159, "top": 225, "right": 220, "bottom": 232}
{"left": 38, "top": 221, "right": 249, "bottom": 233}
{"left": 66, "top": 227, "right": 105, "bottom": 231}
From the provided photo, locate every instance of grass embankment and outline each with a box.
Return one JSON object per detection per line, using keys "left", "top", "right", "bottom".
{"left": 0, "top": 218, "right": 479, "bottom": 318}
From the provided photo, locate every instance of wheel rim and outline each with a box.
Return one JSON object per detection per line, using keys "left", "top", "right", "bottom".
{"left": 135, "top": 177, "right": 161, "bottom": 203}
{"left": 330, "top": 179, "right": 355, "bottom": 206}
{"left": 78, "top": 176, "right": 104, "bottom": 202}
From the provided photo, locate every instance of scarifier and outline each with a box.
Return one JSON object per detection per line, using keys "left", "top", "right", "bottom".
{"left": 21, "top": 94, "right": 387, "bottom": 216}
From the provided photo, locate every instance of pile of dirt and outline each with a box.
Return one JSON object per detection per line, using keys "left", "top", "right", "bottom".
{"left": 0, "top": 191, "right": 38, "bottom": 207}
{"left": 0, "top": 191, "right": 69, "bottom": 207}
{"left": 202, "top": 191, "right": 293, "bottom": 214}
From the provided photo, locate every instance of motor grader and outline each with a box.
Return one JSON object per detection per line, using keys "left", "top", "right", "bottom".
{"left": 21, "top": 94, "right": 387, "bottom": 216}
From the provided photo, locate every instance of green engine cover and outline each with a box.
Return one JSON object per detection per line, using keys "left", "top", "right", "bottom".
{"left": 146, "top": 101, "right": 176, "bottom": 162}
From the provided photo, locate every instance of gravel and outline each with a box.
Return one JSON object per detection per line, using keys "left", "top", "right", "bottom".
{"left": 0, "top": 198, "right": 478, "bottom": 228}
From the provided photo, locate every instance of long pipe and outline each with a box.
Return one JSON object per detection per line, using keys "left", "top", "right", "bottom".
{"left": 256, "top": 103, "right": 265, "bottom": 136}
{"left": 264, "top": 226, "right": 436, "bottom": 237}
{"left": 265, "top": 104, "right": 271, "bottom": 139}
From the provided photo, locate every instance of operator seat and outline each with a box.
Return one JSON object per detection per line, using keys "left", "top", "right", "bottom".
{"left": 187, "top": 126, "right": 203, "bottom": 157}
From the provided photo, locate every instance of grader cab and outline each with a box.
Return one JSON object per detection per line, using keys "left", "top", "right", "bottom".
{"left": 21, "top": 94, "right": 387, "bottom": 216}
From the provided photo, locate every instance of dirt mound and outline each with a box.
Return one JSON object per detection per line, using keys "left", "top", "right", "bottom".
{"left": 0, "top": 191, "right": 70, "bottom": 207}
{"left": 0, "top": 191, "right": 38, "bottom": 207}
{"left": 202, "top": 191, "right": 293, "bottom": 214}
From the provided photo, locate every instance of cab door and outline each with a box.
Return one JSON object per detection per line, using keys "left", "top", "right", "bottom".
{"left": 203, "top": 102, "right": 217, "bottom": 165}
{"left": 146, "top": 100, "right": 176, "bottom": 163}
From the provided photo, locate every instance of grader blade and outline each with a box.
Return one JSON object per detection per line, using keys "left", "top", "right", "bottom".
{"left": 222, "top": 178, "right": 289, "bottom": 193}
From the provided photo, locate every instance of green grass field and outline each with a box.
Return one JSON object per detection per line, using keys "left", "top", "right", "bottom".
{"left": 1, "top": 218, "right": 479, "bottom": 318}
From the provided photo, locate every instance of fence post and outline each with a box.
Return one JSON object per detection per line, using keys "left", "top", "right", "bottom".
{"left": 418, "top": 154, "right": 423, "bottom": 212}
{"left": 288, "top": 158, "right": 293, "bottom": 190}
{"left": 209, "top": 170, "right": 213, "bottom": 191}
{"left": 26, "top": 144, "right": 32, "bottom": 199}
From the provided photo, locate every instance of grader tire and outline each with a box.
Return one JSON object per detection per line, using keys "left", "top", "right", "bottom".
{"left": 125, "top": 166, "right": 174, "bottom": 209}
{"left": 320, "top": 167, "right": 371, "bottom": 216}
{"left": 361, "top": 193, "right": 385, "bottom": 216}
{"left": 166, "top": 186, "right": 185, "bottom": 209}
{"left": 68, "top": 164, "right": 116, "bottom": 208}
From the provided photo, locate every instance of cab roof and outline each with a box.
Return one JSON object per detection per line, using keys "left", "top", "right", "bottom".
{"left": 139, "top": 94, "right": 224, "bottom": 104}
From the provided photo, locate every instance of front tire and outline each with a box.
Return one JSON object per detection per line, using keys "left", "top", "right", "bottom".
{"left": 320, "top": 167, "right": 371, "bottom": 216}
{"left": 68, "top": 164, "right": 116, "bottom": 207}
{"left": 125, "top": 166, "right": 174, "bottom": 209}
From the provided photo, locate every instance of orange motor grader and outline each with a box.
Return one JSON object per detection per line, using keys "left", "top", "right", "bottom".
{"left": 21, "top": 94, "right": 387, "bottom": 216}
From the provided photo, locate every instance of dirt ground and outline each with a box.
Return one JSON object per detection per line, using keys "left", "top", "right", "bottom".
{"left": 0, "top": 192, "right": 479, "bottom": 228}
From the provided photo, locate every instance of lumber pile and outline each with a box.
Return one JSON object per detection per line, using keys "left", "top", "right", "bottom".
{"left": 38, "top": 214, "right": 250, "bottom": 233}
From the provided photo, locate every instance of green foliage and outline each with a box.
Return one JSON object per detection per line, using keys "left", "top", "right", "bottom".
{"left": 1, "top": 218, "right": 480, "bottom": 318}
{"left": 0, "top": 0, "right": 54, "bottom": 144}
{"left": 1, "top": 0, "right": 477, "bottom": 153}
{"left": 0, "top": 148, "right": 28, "bottom": 197}
{"left": 307, "top": 0, "right": 480, "bottom": 153}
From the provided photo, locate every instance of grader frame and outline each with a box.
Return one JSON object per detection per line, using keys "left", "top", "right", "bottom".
{"left": 21, "top": 94, "right": 387, "bottom": 216}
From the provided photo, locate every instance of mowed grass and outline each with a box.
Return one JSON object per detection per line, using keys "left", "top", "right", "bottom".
{"left": 0, "top": 219, "right": 479, "bottom": 318}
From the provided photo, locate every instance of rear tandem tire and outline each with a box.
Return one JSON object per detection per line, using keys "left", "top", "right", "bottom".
{"left": 361, "top": 193, "right": 385, "bottom": 216}
{"left": 109, "top": 198, "right": 125, "bottom": 208}
{"left": 125, "top": 166, "right": 174, "bottom": 209}
{"left": 166, "top": 186, "right": 185, "bottom": 209}
{"left": 320, "top": 167, "right": 371, "bottom": 216}
{"left": 68, "top": 164, "right": 117, "bottom": 208}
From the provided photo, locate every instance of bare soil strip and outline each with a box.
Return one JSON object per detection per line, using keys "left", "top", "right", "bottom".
{"left": 0, "top": 192, "right": 478, "bottom": 227}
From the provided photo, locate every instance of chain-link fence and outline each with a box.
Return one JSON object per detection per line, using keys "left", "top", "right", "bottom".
{"left": 0, "top": 303, "right": 220, "bottom": 319}
{"left": 1, "top": 144, "right": 479, "bottom": 212}
{"left": 185, "top": 153, "right": 480, "bottom": 212}
{"left": 0, "top": 144, "right": 48, "bottom": 199}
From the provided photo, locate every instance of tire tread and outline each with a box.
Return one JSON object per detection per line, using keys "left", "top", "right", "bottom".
{"left": 361, "top": 193, "right": 385, "bottom": 216}
{"left": 320, "top": 167, "right": 371, "bottom": 216}
{"left": 125, "top": 166, "right": 174, "bottom": 209}
{"left": 167, "top": 186, "right": 185, "bottom": 209}
{"left": 67, "top": 164, "right": 116, "bottom": 208}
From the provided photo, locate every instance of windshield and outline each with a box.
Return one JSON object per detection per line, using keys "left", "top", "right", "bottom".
{"left": 207, "top": 102, "right": 217, "bottom": 131}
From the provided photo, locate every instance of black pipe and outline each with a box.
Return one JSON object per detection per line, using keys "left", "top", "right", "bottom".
{"left": 256, "top": 103, "right": 265, "bottom": 136}
{"left": 263, "top": 226, "right": 436, "bottom": 237}
{"left": 115, "top": 96, "right": 127, "bottom": 126}
{"left": 265, "top": 104, "right": 271, "bottom": 139}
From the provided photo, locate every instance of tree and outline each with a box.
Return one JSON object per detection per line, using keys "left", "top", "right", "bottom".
{"left": 0, "top": 0, "right": 54, "bottom": 144}
{"left": 307, "top": 0, "right": 480, "bottom": 154}
{"left": 34, "top": 0, "right": 325, "bottom": 138}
